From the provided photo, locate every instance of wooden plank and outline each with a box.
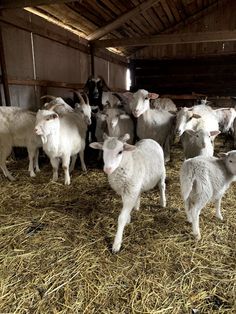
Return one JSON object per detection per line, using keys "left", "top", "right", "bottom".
{"left": 86, "top": 0, "right": 161, "bottom": 40}
{"left": 0, "top": 78, "right": 127, "bottom": 92}
{"left": 161, "top": 0, "right": 175, "bottom": 24}
{"left": 0, "top": 0, "right": 76, "bottom": 9}
{"left": 93, "top": 31, "right": 236, "bottom": 48}
{"left": 0, "top": 25, "right": 11, "bottom": 106}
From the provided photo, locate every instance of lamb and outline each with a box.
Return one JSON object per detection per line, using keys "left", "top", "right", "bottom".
{"left": 181, "top": 129, "right": 220, "bottom": 159}
{"left": 180, "top": 150, "right": 236, "bottom": 240}
{"left": 0, "top": 107, "right": 42, "bottom": 180}
{"left": 90, "top": 134, "right": 166, "bottom": 253}
{"left": 128, "top": 89, "right": 175, "bottom": 162}
{"left": 175, "top": 104, "right": 219, "bottom": 137}
{"left": 35, "top": 109, "right": 87, "bottom": 185}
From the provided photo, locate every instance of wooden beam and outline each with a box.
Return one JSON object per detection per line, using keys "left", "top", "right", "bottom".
{"left": 86, "top": 0, "right": 161, "bottom": 41}
{"left": 0, "top": 0, "right": 77, "bottom": 10}
{"left": 93, "top": 30, "right": 236, "bottom": 48}
{"left": 0, "top": 25, "right": 11, "bottom": 106}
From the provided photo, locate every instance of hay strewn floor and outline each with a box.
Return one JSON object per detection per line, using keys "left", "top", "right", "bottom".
{"left": 0, "top": 136, "right": 235, "bottom": 314}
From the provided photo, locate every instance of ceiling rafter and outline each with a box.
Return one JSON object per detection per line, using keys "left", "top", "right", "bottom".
{"left": 92, "top": 30, "right": 236, "bottom": 48}
{"left": 86, "top": 0, "right": 161, "bottom": 41}
{"left": 0, "top": 0, "right": 78, "bottom": 10}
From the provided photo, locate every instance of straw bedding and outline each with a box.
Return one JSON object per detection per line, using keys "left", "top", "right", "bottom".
{"left": 0, "top": 136, "right": 235, "bottom": 314}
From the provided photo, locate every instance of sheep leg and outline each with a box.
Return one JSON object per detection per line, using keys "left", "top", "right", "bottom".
{"left": 69, "top": 154, "right": 77, "bottom": 173}
{"left": 112, "top": 195, "right": 137, "bottom": 253}
{"left": 158, "top": 175, "right": 166, "bottom": 207}
{"left": 191, "top": 205, "right": 202, "bottom": 241}
{"left": 215, "top": 198, "right": 223, "bottom": 220}
{"left": 184, "top": 199, "right": 192, "bottom": 223}
{"left": 34, "top": 149, "right": 40, "bottom": 172}
{"left": 134, "top": 196, "right": 140, "bottom": 211}
{"left": 0, "top": 144, "right": 15, "bottom": 181}
{"left": 79, "top": 150, "right": 87, "bottom": 172}
{"left": 62, "top": 155, "right": 71, "bottom": 185}
{"left": 163, "top": 136, "right": 170, "bottom": 163}
{"left": 50, "top": 157, "right": 59, "bottom": 182}
{"left": 27, "top": 147, "right": 37, "bottom": 177}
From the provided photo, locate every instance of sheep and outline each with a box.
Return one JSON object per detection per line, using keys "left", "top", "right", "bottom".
{"left": 90, "top": 133, "right": 166, "bottom": 253}
{"left": 181, "top": 129, "right": 220, "bottom": 159}
{"left": 128, "top": 89, "right": 175, "bottom": 162}
{"left": 175, "top": 105, "right": 219, "bottom": 137}
{"left": 104, "top": 107, "right": 134, "bottom": 144}
{"left": 0, "top": 107, "right": 42, "bottom": 181}
{"left": 213, "top": 107, "right": 236, "bottom": 133}
{"left": 35, "top": 109, "right": 87, "bottom": 185}
{"left": 180, "top": 150, "right": 236, "bottom": 240}
{"left": 233, "top": 117, "right": 236, "bottom": 148}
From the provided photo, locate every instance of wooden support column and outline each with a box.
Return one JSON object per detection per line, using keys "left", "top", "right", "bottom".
{"left": 0, "top": 25, "right": 10, "bottom": 106}
{"left": 90, "top": 44, "right": 95, "bottom": 76}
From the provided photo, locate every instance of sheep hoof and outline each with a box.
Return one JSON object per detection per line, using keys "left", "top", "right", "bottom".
{"left": 216, "top": 214, "right": 223, "bottom": 221}
{"left": 30, "top": 172, "right": 36, "bottom": 177}
{"left": 8, "top": 175, "right": 15, "bottom": 182}
{"left": 193, "top": 233, "right": 201, "bottom": 241}
{"left": 35, "top": 168, "right": 40, "bottom": 173}
{"left": 112, "top": 243, "right": 121, "bottom": 254}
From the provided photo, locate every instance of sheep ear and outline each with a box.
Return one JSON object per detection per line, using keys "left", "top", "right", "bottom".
{"left": 148, "top": 93, "right": 159, "bottom": 99}
{"left": 119, "top": 133, "right": 130, "bottom": 142}
{"left": 123, "top": 92, "right": 133, "bottom": 101}
{"left": 192, "top": 113, "right": 201, "bottom": 119}
{"left": 103, "top": 133, "right": 109, "bottom": 140}
{"left": 185, "top": 129, "right": 196, "bottom": 136}
{"left": 218, "top": 152, "right": 228, "bottom": 159}
{"left": 210, "top": 130, "right": 220, "bottom": 137}
{"left": 89, "top": 142, "right": 103, "bottom": 150}
{"left": 123, "top": 143, "right": 136, "bottom": 151}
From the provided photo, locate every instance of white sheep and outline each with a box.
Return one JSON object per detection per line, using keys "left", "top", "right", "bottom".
{"left": 180, "top": 150, "right": 236, "bottom": 240}
{"left": 90, "top": 134, "right": 166, "bottom": 253}
{"left": 35, "top": 109, "right": 87, "bottom": 185}
{"left": 213, "top": 107, "right": 236, "bottom": 133}
{"left": 181, "top": 129, "right": 220, "bottom": 159}
{"left": 41, "top": 95, "right": 74, "bottom": 114}
{"left": 128, "top": 89, "right": 175, "bottom": 162}
{"left": 0, "top": 107, "right": 42, "bottom": 180}
{"left": 104, "top": 107, "right": 134, "bottom": 144}
{"left": 175, "top": 105, "right": 219, "bottom": 137}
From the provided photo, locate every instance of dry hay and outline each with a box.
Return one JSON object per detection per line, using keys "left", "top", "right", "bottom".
{"left": 0, "top": 136, "right": 235, "bottom": 314}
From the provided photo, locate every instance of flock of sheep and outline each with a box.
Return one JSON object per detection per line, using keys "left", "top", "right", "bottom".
{"left": 1, "top": 75, "right": 236, "bottom": 253}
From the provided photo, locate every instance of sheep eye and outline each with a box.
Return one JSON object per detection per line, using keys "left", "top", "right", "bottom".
{"left": 145, "top": 97, "right": 149, "bottom": 100}
{"left": 118, "top": 150, "right": 123, "bottom": 155}
{"left": 188, "top": 117, "right": 193, "bottom": 121}
{"left": 229, "top": 160, "right": 233, "bottom": 163}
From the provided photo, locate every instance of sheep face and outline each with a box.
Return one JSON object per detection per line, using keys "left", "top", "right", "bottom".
{"left": 35, "top": 110, "right": 59, "bottom": 143}
{"left": 89, "top": 134, "right": 135, "bottom": 174}
{"left": 105, "top": 108, "right": 130, "bottom": 129}
{"left": 75, "top": 103, "right": 92, "bottom": 125}
{"left": 219, "top": 150, "right": 236, "bottom": 175}
{"left": 131, "top": 89, "right": 159, "bottom": 118}
{"left": 176, "top": 108, "right": 201, "bottom": 136}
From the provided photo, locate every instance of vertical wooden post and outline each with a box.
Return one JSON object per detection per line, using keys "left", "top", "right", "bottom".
{"left": 90, "top": 44, "right": 95, "bottom": 76}
{"left": 0, "top": 25, "right": 10, "bottom": 106}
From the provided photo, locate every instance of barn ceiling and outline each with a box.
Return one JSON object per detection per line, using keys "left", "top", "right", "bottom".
{"left": 0, "top": 0, "right": 233, "bottom": 57}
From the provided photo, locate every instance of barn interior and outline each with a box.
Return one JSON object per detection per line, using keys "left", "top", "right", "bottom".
{"left": 0, "top": 1, "right": 235, "bottom": 313}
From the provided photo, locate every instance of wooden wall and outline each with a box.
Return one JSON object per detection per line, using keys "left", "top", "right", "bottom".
{"left": 131, "top": 0, "right": 236, "bottom": 60}
{"left": 0, "top": 9, "right": 128, "bottom": 109}
{"left": 130, "top": 55, "right": 236, "bottom": 97}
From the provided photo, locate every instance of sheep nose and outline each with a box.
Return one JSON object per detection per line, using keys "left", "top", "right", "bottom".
{"left": 104, "top": 166, "right": 113, "bottom": 174}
